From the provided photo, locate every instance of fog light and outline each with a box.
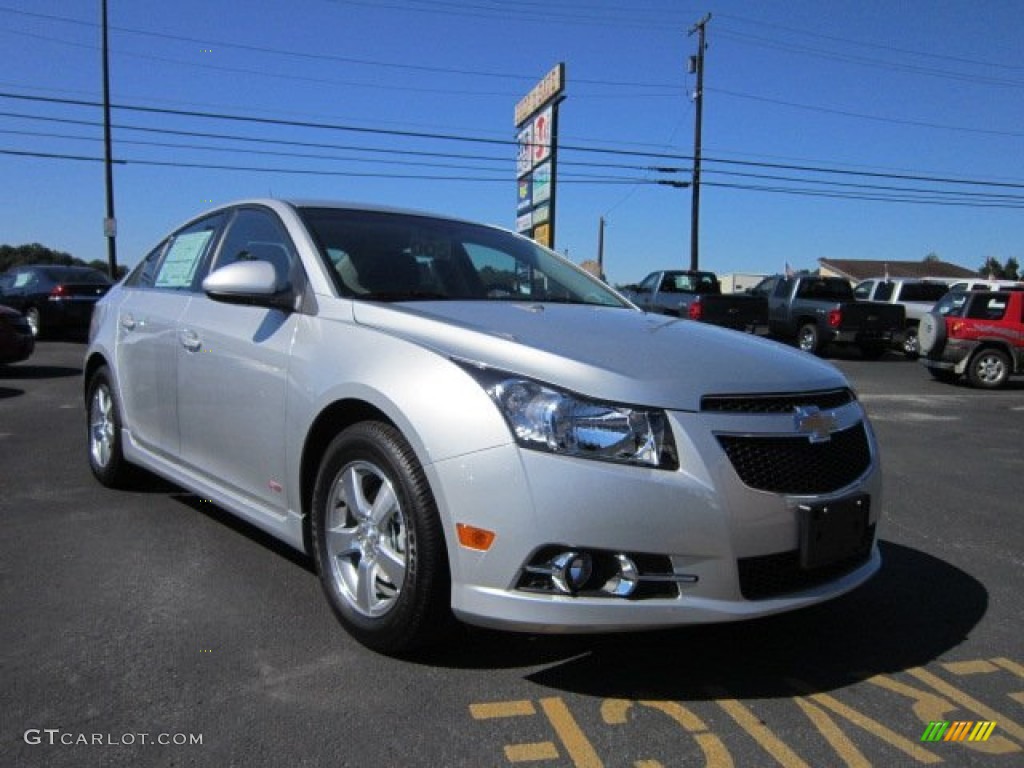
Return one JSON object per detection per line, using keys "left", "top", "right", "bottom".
{"left": 551, "top": 551, "right": 593, "bottom": 595}
{"left": 603, "top": 554, "right": 640, "bottom": 597}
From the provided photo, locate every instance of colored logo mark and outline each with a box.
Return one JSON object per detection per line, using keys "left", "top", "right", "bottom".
{"left": 921, "top": 721, "right": 997, "bottom": 742}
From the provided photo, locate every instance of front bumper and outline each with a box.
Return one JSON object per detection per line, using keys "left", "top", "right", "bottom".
{"left": 428, "top": 401, "right": 883, "bottom": 633}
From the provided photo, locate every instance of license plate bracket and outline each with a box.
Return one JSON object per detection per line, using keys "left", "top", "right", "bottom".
{"left": 798, "top": 495, "right": 870, "bottom": 569}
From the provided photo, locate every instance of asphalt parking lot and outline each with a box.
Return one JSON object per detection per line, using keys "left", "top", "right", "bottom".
{"left": 2, "top": 341, "right": 1022, "bottom": 767}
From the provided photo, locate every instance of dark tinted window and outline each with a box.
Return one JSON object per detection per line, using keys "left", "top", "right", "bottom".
{"left": 796, "top": 278, "right": 853, "bottom": 301}
{"left": 965, "top": 293, "right": 1009, "bottom": 321}
{"left": 898, "top": 282, "right": 949, "bottom": 302}
{"left": 853, "top": 281, "right": 874, "bottom": 300}
{"left": 873, "top": 282, "right": 894, "bottom": 301}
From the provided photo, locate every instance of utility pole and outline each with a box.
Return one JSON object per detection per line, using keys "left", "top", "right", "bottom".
{"left": 597, "top": 216, "right": 605, "bottom": 279}
{"left": 101, "top": 0, "right": 117, "bottom": 278}
{"left": 687, "top": 13, "right": 710, "bottom": 271}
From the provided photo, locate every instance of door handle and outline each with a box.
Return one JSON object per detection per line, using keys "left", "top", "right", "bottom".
{"left": 120, "top": 313, "right": 136, "bottom": 331}
{"left": 180, "top": 328, "right": 202, "bottom": 352}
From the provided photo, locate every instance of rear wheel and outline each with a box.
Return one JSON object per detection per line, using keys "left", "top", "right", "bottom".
{"left": 902, "top": 328, "right": 919, "bottom": 358}
{"left": 797, "top": 323, "right": 822, "bottom": 354}
{"left": 311, "top": 421, "right": 451, "bottom": 654}
{"left": 967, "top": 348, "right": 1010, "bottom": 389}
{"left": 86, "top": 366, "right": 137, "bottom": 487}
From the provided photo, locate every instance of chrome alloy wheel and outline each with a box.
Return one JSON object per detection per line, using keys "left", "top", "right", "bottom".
{"left": 324, "top": 460, "right": 409, "bottom": 618}
{"left": 972, "top": 351, "right": 1008, "bottom": 387}
{"left": 89, "top": 383, "right": 116, "bottom": 469}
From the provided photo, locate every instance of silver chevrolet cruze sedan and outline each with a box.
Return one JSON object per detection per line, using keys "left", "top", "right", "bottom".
{"left": 85, "top": 199, "right": 883, "bottom": 653}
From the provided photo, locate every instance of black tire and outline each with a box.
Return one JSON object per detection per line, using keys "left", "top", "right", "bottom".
{"left": 966, "top": 348, "right": 1011, "bottom": 389}
{"left": 797, "top": 322, "right": 822, "bottom": 354}
{"left": 311, "top": 421, "right": 451, "bottom": 654}
{"left": 86, "top": 366, "right": 137, "bottom": 488}
{"left": 860, "top": 343, "right": 887, "bottom": 360}
{"left": 918, "top": 312, "right": 946, "bottom": 357}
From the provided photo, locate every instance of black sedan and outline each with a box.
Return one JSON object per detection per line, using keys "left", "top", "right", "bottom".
{"left": 0, "top": 305, "right": 34, "bottom": 364}
{"left": 0, "top": 265, "right": 112, "bottom": 338}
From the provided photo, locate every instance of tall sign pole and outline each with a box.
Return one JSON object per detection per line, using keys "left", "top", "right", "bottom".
{"left": 101, "top": 0, "right": 118, "bottom": 277}
{"left": 688, "top": 14, "right": 710, "bottom": 271}
{"left": 515, "top": 63, "right": 565, "bottom": 250}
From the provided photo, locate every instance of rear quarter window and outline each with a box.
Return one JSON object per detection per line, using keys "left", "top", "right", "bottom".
{"left": 965, "top": 294, "right": 1008, "bottom": 321}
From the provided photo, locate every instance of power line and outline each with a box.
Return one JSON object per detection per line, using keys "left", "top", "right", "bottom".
{"left": 4, "top": 90, "right": 1022, "bottom": 191}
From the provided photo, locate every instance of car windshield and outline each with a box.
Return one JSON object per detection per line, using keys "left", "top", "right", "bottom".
{"left": 298, "top": 207, "right": 627, "bottom": 308}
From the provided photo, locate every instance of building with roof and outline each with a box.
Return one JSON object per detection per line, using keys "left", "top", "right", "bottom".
{"left": 818, "top": 258, "right": 976, "bottom": 284}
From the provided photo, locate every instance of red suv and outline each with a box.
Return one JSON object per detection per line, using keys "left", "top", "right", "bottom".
{"left": 919, "top": 289, "right": 1024, "bottom": 388}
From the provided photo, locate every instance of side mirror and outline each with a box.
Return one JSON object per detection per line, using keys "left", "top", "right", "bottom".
{"left": 202, "top": 260, "right": 293, "bottom": 309}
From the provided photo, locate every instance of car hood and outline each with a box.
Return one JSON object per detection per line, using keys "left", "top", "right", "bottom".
{"left": 353, "top": 301, "right": 847, "bottom": 412}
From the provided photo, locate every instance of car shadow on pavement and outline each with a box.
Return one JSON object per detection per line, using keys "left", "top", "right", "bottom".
{"left": 0, "top": 385, "right": 24, "bottom": 399}
{"left": 420, "top": 540, "right": 988, "bottom": 696}
{"left": 0, "top": 364, "right": 82, "bottom": 379}
{"left": 171, "top": 492, "right": 316, "bottom": 575}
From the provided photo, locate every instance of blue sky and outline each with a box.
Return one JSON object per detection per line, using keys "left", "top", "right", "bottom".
{"left": 1, "top": 0, "right": 1021, "bottom": 286}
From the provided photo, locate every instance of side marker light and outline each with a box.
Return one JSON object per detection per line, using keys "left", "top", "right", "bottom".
{"left": 456, "top": 524, "right": 496, "bottom": 551}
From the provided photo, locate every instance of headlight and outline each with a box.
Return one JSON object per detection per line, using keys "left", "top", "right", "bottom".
{"left": 460, "top": 364, "right": 676, "bottom": 469}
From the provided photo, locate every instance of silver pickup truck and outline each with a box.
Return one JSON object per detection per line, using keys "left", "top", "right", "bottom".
{"left": 853, "top": 278, "right": 952, "bottom": 358}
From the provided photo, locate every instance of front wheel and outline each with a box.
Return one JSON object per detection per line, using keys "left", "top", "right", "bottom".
{"left": 311, "top": 421, "right": 451, "bottom": 654}
{"left": 967, "top": 349, "right": 1011, "bottom": 389}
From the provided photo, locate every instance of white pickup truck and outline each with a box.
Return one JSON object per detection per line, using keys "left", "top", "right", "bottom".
{"left": 852, "top": 278, "right": 952, "bottom": 358}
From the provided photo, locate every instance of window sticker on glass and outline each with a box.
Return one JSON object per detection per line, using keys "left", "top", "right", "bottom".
{"left": 155, "top": 230, "right": 214, "bottom": 288}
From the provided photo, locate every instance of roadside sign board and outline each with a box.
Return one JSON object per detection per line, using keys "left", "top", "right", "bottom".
{"left": 514, "top": 64, "right": 564, "bottom": 249}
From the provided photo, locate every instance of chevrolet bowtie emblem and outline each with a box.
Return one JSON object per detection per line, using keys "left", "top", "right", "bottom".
{"left": 794, "top": 405, "right": 837, "bottom": 443}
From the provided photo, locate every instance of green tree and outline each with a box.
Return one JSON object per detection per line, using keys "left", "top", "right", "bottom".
{"left": 923, "top": 252, "right": 941, "bottom": 263}
{"left": 979, "top": 256, "right": 1005, "bottom": 278}
{"left": 0, "top": 243, "right": 75, "bottom": 272}
{"left": 0, "top": 244, "right": 126, "bottom": 278}
{"left": 1004, "top": 257, "right": 1020, "bottom": 281}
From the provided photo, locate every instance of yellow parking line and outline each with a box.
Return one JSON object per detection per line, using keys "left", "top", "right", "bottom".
{"left": 710, "top": 690, "right": 811, "bottom": 768}
{"left": 787, "top": 680, "right": 941, "bottom": 765}
{"left": 992, "top": 658, "right": 1024, "bottom": 679}
{"left": 539, "top": 697, "right": 604, "bottom": 768}
{"left": 908, "top": 667, "right": 1024, "bottom": 743}
{"left": 793, "top": 697, "right": 871, "bottom": 768}
{"left": 943, "top": 660, "right": 999, "bottom": 676}
{"left": 866, "top": 673, "right": 955, "bottom": 725}
{"left": 471, "top": 700, "right": 537, "bottom": 719}
{"left": 505, "top": 742, "right": 559, "bottom": 762}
